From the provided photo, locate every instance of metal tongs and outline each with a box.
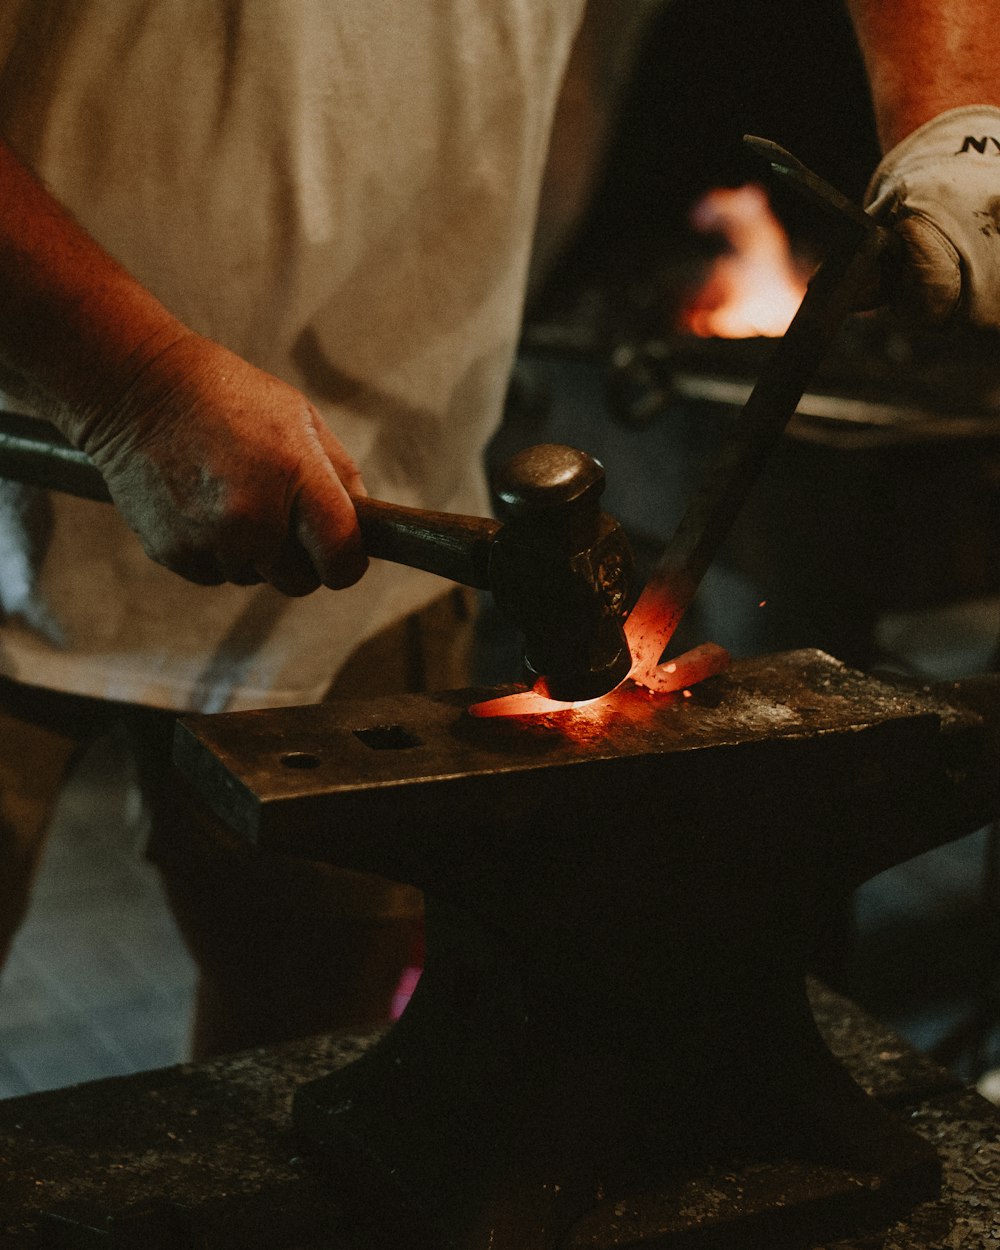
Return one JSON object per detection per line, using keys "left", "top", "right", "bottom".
{"left": 474, "top": 137, "right": 896, "bottom": 715}
{"left": 621, "top": 136, "right": 895, "bottom": 678}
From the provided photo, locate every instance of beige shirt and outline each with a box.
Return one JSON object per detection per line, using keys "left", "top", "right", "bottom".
{"left": 0, "top": 0, "right": 585, "bottom": 711}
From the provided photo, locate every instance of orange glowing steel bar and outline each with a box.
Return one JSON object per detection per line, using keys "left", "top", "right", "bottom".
{"left": 632, "top": 641, "right": 730, "bottom": 694}
{"left": 467, "top": 687, "right": 602, "bottom": 719}
{"left": 467, "top": 635, "right": 730, "bottom": 719}
{"left": 469, "top": 520, "right": 726, "bottom": 718}
{"left": 621, "top": 570, "right": 689, "bottom": 686}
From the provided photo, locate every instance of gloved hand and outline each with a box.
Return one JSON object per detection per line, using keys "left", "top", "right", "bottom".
{"left": 62, "top": 330, "right": 368, "bottom": 596}
{"left": 864, "top": 105, "right": 1000, "bottom": 327}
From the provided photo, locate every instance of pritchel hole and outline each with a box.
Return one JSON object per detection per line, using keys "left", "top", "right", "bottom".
{"left": 280, "top": 751, "right": 322, "bottom": 769}
{"left": 354, "top": 724, "right": 422, "bottom": 751}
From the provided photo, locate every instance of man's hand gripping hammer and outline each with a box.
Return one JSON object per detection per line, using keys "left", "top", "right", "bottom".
{"left": 0, "top": 419, "right": 635, "bottom": 703}
{"left": 0, "top": 141, "right": 890, "bottom": 710}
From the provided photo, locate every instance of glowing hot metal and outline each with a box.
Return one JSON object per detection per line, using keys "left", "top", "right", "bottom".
{"left": 469, "top": 139, "right": 890, "bottom": 722}
{"left": 632, "top": 639, "right": 730, "bottom": 693}
{"left": 466, "top": 638, "right": 730, "bottom": 719}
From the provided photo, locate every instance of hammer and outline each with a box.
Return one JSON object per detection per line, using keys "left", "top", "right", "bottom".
{"left": 0, "top": 417, "right": 635, "bottom": 701}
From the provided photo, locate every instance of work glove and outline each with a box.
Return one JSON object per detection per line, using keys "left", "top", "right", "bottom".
{"left": 62, "top": 331, "right": 368, "bottom": 596}
{"left": 864, "top": 105, "right": 1000, "bottom": 327}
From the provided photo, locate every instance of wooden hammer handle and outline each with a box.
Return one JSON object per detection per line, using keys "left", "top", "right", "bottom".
{"left": 355, "top": 497, "right": 498, "bottom": 589}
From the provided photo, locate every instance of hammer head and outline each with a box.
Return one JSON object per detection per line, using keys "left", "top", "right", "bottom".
{"left": 488, "top": 444, "right": 635, "bottom": 701}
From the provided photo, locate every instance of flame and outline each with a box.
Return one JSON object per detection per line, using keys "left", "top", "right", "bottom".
{"left": 680, "top": 184, "right": 808, "bottom": 339}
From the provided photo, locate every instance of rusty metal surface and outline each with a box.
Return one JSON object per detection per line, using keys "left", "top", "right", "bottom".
{"left": 0, "top": 1031, "right": 378, "bottom": 1249}
{"left": 173, "top": 649, "right": 997, "bottom": 897}
{"left": 0, "top": 982, "right": 996, "bottom": 1249}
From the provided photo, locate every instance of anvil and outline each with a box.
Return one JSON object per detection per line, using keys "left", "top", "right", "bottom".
{"left": 174, "top": 650, "right": 1000, "bottom": 1250}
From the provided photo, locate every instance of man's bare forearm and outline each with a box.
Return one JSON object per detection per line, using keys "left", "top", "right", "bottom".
{"left": 0, "top": 138, "right": 367, "bottom": 593}
{"left": 845, "top": 0, "right": 1000, "bottom": 150}
{"left": 0, "top": 138, "right": 187, "bottom": 432}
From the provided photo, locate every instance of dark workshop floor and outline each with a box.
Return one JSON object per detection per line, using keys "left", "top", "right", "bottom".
{"left": 1, "top": 357, "right": 998, "bottom": 1104}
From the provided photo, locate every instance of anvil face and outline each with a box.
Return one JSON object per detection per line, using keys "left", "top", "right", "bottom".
{"left": 174, "top": 648, "right": 990, "bottom": 905}
{"left": 171, "top": 650, "right": 996, "bottom": 1250}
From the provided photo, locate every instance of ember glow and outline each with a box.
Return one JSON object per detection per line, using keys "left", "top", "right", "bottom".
{"left": 631, "top": 641, "right": 729, "bottom": 694}
{"left": 680, "top": 184, "right": 808, "bottom": 339}
{"left": 468, "top": 551, "right": 732, "bottom": 718}
{"left": 467, "top": 686, "right": 607, "bottom": 719}
{"left": 467, "top": 638, "right": 730, "bottom": 719}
